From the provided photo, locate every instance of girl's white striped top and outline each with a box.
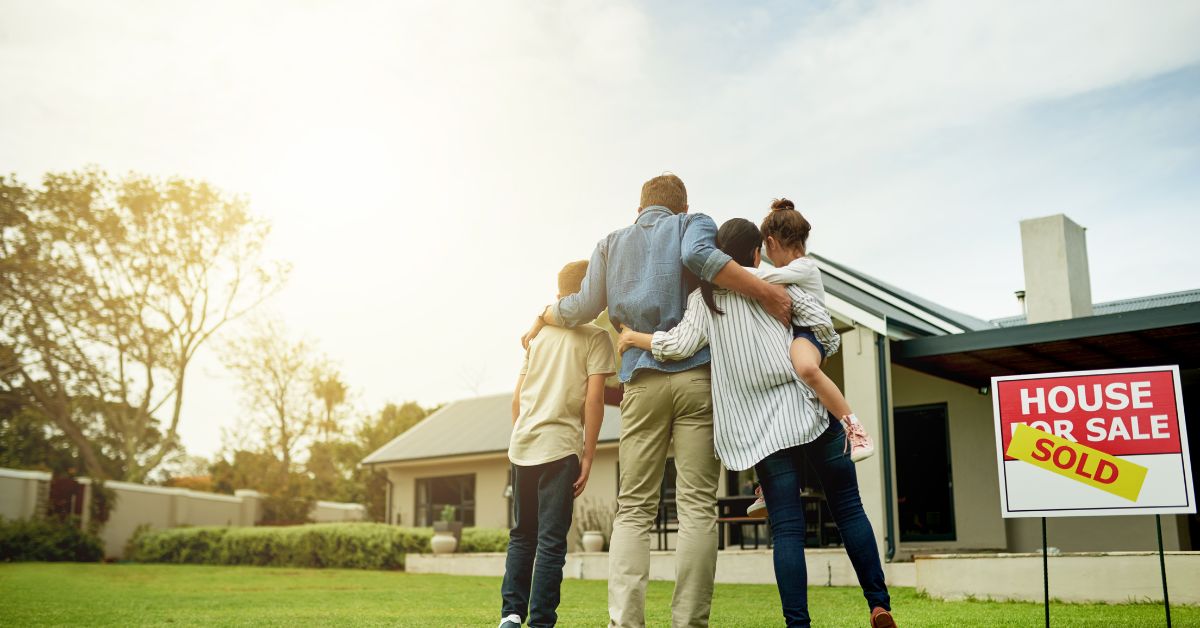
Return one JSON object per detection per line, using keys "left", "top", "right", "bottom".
{"left": 650, "top": 278, "right": 839, "bottom": 471}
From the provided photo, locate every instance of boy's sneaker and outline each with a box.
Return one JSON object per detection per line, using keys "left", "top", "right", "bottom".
{"left": 746, "top": 485, "right": 768, "bottom": 518}
{"left": 498, "top": 614, "right": 522, "bottom": 627}
{"left": 842, "top": 414, "right": 875, "bottom": 462}
{"left": 870, "top": 607, "right": 896, "bottom": 627}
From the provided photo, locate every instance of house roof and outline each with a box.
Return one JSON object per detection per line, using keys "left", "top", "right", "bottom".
{"left": 362, "top": 393, "right": 624, "bottom": 466}
{"left": 811, "top": 253, "right": 993, "bottom": 338}
{"left": 892, "top": 302, "right": 1200, "bottom": 388}
{"left": 989, "top": 289, "right": 1200, "bottom": 328}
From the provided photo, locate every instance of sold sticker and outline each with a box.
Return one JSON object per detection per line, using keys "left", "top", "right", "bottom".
{"left": 1005, "top": 423, "right": 1148, "bottom": 501}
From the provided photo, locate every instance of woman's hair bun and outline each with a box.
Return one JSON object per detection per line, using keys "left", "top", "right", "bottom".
{"left": 770, "top": 197, "right": 795, "bottom": 212}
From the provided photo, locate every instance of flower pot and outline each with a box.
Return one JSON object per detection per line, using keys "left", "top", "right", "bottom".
{"left": 582, "top": 530, "right": 605, "bottom": 552}
{"left": 433, "top": 520, "right": 464, "bottom": 543}
{"left": 431, "top": 532, "right": 458, "bottom": 555}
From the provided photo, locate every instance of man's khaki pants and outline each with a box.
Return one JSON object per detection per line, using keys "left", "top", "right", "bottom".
{"left": 608, "top": 366, "right": 719, "bottom": 628}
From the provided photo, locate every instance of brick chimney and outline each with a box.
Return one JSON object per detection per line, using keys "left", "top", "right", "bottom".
{"left": 1019, "top": 214, "right": 1093, "bottom": 324}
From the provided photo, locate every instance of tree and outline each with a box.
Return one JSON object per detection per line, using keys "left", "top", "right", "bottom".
{"left": 0, "top": 169, "right": 286, "bottom": 481}
{"left": 301, "top": 401, "right": 434, "bottom": 519}
{"left": 209, "top": 449, "right": 279, "bottom": 494}
{"left": 349, "top": 401, "right": 435, "bottom": 520}
{"left": 221, "top": 319, "right": 315, "bottom": 478}
{"left": 0, "top": 386, "right": 82, "bottom": 476}
{"left": 310, "top": 363, "right": 348, "bottom": 442}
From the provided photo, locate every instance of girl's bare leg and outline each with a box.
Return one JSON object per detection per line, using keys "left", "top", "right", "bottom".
{"left": 790, "top": 338, "right": 853, "bottom": 418}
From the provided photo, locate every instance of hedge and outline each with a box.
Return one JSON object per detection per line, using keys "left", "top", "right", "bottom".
{"left": 458, "top": 527, "right": 509, "bottom": 553}
{"left": 0, "top": 517, "right": 104, "bottom": 563}
{"left": 127, "top": 523, "right": 510, "bottom": 570}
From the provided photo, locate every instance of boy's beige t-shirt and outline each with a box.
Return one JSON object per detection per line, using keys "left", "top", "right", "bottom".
{"left": 509, "top": 324, "right": 616, "bottom": 466}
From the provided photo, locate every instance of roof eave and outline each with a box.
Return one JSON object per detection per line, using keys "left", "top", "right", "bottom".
{"left": 892, "top": 302, "right": 1200, "bottom": 360}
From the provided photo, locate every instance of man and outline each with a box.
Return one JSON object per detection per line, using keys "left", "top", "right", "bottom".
{"left": 522, "top": 174, "right": 789, "bottom": 627}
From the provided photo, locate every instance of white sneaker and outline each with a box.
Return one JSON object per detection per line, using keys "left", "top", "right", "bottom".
{"left": 746, "top": 485, "right": 768, "bottom": 518}
{"left": 499, "top": 614, "right": 522, "bottom": 627}
{"left": 842, "top": 415, "right": 875, "bottom": 462}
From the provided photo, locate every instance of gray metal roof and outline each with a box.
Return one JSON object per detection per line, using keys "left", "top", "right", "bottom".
{"left": 989, "top": 289, "right": 1200, "bottom": 328}
{"left": 809, "top": 253, "right": 993, "bottom": 336}
{"left": 362, "top": 393, "right": 624, "bottom": 465}
{"left": 892, "top": 301, "right": 1200, "bottom": 388}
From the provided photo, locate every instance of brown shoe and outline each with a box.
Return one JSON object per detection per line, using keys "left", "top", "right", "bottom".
{"left": 871, "top": 607, "right": 896, "bottom": 628}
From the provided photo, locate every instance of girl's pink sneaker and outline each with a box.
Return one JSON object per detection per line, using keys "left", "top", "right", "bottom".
{"left": 843, "top": 414, "right": 875, "bottom": 462}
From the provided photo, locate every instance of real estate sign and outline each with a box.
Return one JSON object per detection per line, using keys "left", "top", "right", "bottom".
{"left": 992, "top": 366, "right": 1195, "bottom": 518}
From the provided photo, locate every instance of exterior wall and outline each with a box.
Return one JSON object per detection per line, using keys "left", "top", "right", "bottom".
{"left": 1004, "top": 514, "right": 1185, "bottom": 553}
{"left": 386, "top": 456, "right": 510, "bottom": 528}
{"left": 891, "top": 365, "right": 1008, "bottom": 551}
{"left": 93, "top": 480, "right": 247, "bottom": 558}
{"left": 66, "top": 478, "right": 366, "bottom": 559}
{"left": 917, "top": 551, "right": 1200, "bottom": 604}
{"left": 834, "top": 325, "right": 893, "bottom": 559}
{"left": 408, "top": 548, "right": 917, "bottom": 588}
{"left": 889, "top": 367, "right": 1188, "bottom": 554}
{"left": 384, "top": 446, "right": 621, "bottom": 531}
{"left": 174, "top": 490, "right": 243, "bottom": 527}
{"left": 313, "top": 501, "right": 368, "bottom": 522}
{"left": 0, "top": 468, "right": 50, "bottom": 521}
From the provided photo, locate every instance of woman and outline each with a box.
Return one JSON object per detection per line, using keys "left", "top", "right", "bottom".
{"left": 618, "top": 217, "right": 895, "bottom": 628}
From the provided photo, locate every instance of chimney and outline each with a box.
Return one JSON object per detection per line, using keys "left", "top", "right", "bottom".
{"left": 1019, "top": 214, "right": 1093, "bottom": 324}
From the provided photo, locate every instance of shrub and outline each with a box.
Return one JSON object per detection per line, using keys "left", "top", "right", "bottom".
{"left": 128, "top": 524, "right": 513, "bottom": 569}
{"left": 0, "top": 517, "right": 104, "bottom": 562}
{"left": 459, "top": 528, "right": 508, "bottom": 553}
{"left": 129, "top": 523, "right": 429, "bottom": 569}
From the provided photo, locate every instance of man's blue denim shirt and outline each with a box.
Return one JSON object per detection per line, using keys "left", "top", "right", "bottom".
{"left": 552, "top": 206, "right": 732, "bottom": 383}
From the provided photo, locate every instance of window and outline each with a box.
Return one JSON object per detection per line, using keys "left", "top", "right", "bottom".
{"left": 415, "top": 474, "right": 476, "bottom": 526}
{"left": 895, "top": 404, "right": 956, "bottom": 542}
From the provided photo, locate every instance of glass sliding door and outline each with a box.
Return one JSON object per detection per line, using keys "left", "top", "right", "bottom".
{"left": 415, "top": 474, "right": 476, "bottom": 526}
{"left": 895, "top": 403, "right": 956, "bottom": 542}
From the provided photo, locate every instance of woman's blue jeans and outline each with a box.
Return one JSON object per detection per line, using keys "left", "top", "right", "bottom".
{"left": 755, "top": 417, "right": 890, "bottom": 627}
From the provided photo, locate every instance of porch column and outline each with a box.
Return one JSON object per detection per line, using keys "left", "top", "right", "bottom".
{"left": 839, "top": 325, "right": 897, "bottom": 560}
{"left": 78, "top": 477, "right": 94, "bottom": 530}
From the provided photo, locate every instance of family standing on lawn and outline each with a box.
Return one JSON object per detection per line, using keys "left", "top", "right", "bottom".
{"left": 503, "top": 174, "right": 896, "bottom": 628}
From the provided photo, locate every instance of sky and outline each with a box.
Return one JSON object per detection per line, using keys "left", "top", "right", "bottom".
{"left": 2, "top": 0, "right": 1199, "bottom": 458}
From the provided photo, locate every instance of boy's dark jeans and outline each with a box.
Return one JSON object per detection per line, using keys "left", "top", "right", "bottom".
{"left": 501, "top": 454, "right": 578, "bottom": 628}
{"left": 755, "top": 418, "right": 890, "bottom": 627}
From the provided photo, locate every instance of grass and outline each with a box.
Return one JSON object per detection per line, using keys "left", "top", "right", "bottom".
{"left": 0, "top": 563, "right": 1192, "bottom": 627}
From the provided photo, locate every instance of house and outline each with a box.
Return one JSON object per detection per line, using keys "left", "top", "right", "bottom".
{"left": 362, "top": 395, "right": 624, "bottom": 530}
{"left": 364, "top": 214, "right": 1199, "bottom": 562}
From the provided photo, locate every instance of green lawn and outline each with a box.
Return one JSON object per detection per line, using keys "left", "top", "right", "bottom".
{"left": 0, "top": 563, "right": 1190, "bottom": 627}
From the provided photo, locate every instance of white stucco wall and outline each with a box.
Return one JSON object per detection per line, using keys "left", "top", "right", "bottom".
{"left": 889, "top": 366, "right": 1188, "bottom": 554}
{"left": 830, "top": 325, "right": 893, "bottom": 559}
{"left": 383, "top": 446, "right": 620, "bottom": 531}
{"left": 1004, "top": 513, "right": 1186, "bottom": 553}
{"left": 891, "top": 364, "right": 1008, "bottom": 551}
{"left": 312, "top": 501, "right": 368, "bottom": 523}
{"left": 0, "top": 469, "right": 50, "bottom": 521}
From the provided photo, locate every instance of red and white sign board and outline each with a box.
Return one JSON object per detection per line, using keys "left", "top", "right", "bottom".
{"left": 992, "top": 365, "right": 1195, "bottom": 518}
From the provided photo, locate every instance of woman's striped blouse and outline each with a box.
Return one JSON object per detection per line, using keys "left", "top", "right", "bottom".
{"left": 650, "top": 283, "right": 838, "bottom": 471}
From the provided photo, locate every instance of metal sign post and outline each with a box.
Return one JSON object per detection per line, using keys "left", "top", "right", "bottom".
{"left": 990, "top": 366, "right": 1194, "bottom": 626}
{"left": 1041, "top": 517, "right": 1049, "bottom": 628}
{"left": 1156, "top": 515, "right": 1172, "bottom": 627}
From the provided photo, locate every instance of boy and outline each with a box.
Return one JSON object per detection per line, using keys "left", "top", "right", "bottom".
{"left": 500, "top": 260, "right": 616, "bottom": 628}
